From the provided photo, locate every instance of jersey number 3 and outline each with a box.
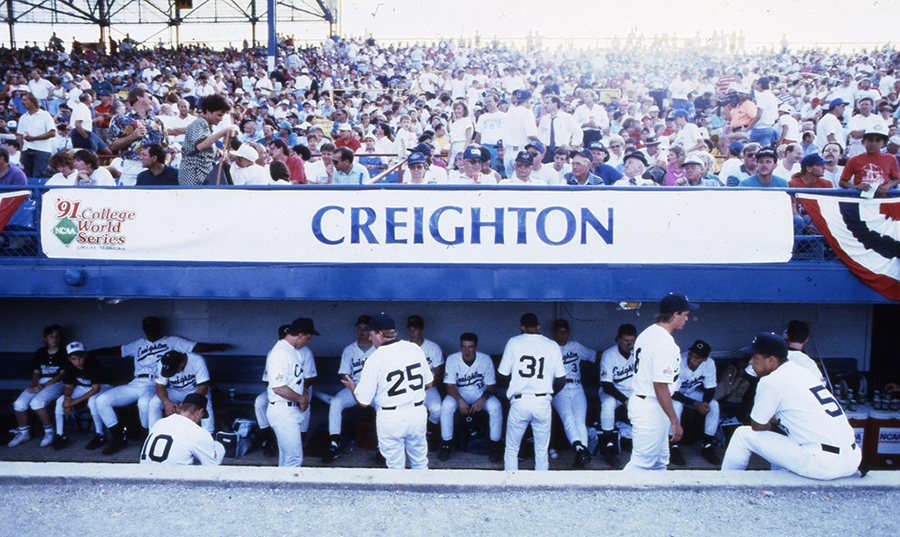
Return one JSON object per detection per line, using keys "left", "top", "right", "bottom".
{"left": 141, "top": 434, "right": 173, "bottom": 462}
{"left": 518, "top": 355, "right": 545, "bottom": 379}
{"left": 386, "top": 363, "right": 424, "bottom": 397}
{"left": 809, "top": 385, "right": 843, "bottom": 417}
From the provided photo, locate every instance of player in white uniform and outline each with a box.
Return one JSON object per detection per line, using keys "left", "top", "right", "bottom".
{"left": 9, "top": 325, "right": 66, "bottom": 448}
{"left": 50, "top": 342, "right": 111, "bottom": 450}
{"left": 255, "top": 324, "right": 291, "bottom": 458}
{"left": 498, "top": 313, "right": 567, "bottom": 472}
{"left": 669, "top": 340, "right": 720, "bottom": 466}
{"left": 322, "top": 315, "right": 375, "bottom": 463}
{"left": 723, "top": 333, "right": 861, "bottom": 479}
{"left": 149, "top": 351, "right": 215, "bottom": 434}
{"left": 407, "top": 315, "right": 444, "bottom": 448}
{"left": 343, "top": 313, "right": 434, "bottom": 469}
{"left": 551, "top": 320, "right": 599, "bottom": 467}
{"left": 438, "top": 332, "right": 502, "bottom": 462}
{"left": 624, "top": 293, "right": 698, "bottom": 471}
{"left": 785, "top": 320, "right": 825, "bottom": 384}
{"left": 265, "top": 317, "right": 319, "bottom": 467}
{"left": 140, "top": 393, "right": 225, "bottom": 466}
{"left": 598, "top": 324, "right": 637, "bottom": 467}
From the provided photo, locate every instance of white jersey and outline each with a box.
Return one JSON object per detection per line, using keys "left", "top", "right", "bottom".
{"left": 338, "top": 341, "right": 376, "bottom": 384}
{"left": 788, "top": 350, "right": 824, "bottom": 384}
{"left": 443, "top": 351, "right": 496, "bottom": 400}
{"left": 558, "top": 340, "right": 597, "bottom": 384}
{"left": 156, "top": 352, "right": 210, "bottom": 391}
{"left": 417, "top": 338, "right": 444, "bottom": 371}
{"left": 751, "top": 361, "right": 855, "bottom": 447}
{"left": 632, "top": 324, "right": 681, "bottom": 398}
{"left": 599, "top": 345, "right": 635, "bottom": 398}
{"left": 140, "top": 413, "right": 224, "bottom": 465}
{"left": 265, "top": 340, "right": 316, "bottom": 402}
{"left": 677, "top": 352, "right": 717, "bottom": 399}
{"left": 355, "top": 340, "right": 434, "bottom": 409}
{"left": 121, "top": 336, "right": 196, "bottom": 380}
{"left": 498, "top": 333, "right": 566, "bottom": 398}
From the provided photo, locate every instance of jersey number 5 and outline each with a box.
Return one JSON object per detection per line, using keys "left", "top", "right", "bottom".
{"left": 141, "top": 434, "right": 173, "bottom": 462}
{"left": 518, "top": 355, "right": 545, "bottom": 379}
{"left": 809, "top": 385, "right": 843, "bottom": 417}
{"left": 386, "top": 363, "right": 425, "bottom": 397}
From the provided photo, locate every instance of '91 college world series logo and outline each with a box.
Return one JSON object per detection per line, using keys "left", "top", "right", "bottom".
{"left": 52, "top": 198, "right": 136, "bottom": 250}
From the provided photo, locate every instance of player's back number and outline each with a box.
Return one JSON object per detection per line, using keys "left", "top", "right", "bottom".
{"left": 386, "top": 362, "right": 425, "bottom": 397}
{"left": 141, "top": 434, "right": 173, "bottom": 462}
{"left": 518, "top": 355, "right": 545, "bottom": 379}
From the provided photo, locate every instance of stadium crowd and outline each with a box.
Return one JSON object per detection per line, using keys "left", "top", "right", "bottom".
{"left": 0, "top": 35, "right": 899, "bottom": 201}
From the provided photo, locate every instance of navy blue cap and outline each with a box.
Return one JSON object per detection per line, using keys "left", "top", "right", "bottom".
{"left": 575, "top": 149, "right": 593, "bottom": 161}
{"left": 355, "top": 315, "right": 371, "bottom": 326}
{"left": 623, "top": 152, "right": 648, "bottom": 167}
{"left": 756, "top": 147, "right": 778, "bottom": 161}
{"left": 407, "top": 315, "right": 425, "bottom": 328}
{"left": 728, "top": 140, "right": 745, "bottom": 155}
{"left": 463, "top": 146, "right": 485, "bottom": 161}
{"left": 513, "top": 89, "right": 532, "bottom": 103}
{"left": 525, "top": 140, "right": 546, "bottom": 154}
{"left": 689, "top": 340, "right": 712, "bottom": 358}
{"left": 407, "top": 152, "right": 427, "bottom": 165}
{"left": 520, "top": 313, "right": 539, "bottom": 327}
{"left": 514, "top": 151, "right": 534, "bottom": 165}
{"left": 182, "top": 393, "right": 209, "bottom": 418}
{"left": 740, "top": 332, "right": 788, "bottom": 360}
{"left": 673, "top": 109, "right": 690, "bottom": 119}
{"left": 644, "top": 136, "right": 660, "bottom": 146}
{"left": 588, "top": 141, "right": 608, "bottom": 152}
{"left": 365, "top": 313, "right": 395, "bottom": 332}
{"left": 407, "top": 143, "right": 433, "bottom": 157}
{"left": 160, "top": 350, "right": 186, "bottom": 378}
{"left": 660, "top": 292, "right": 700, "bottom": 314}
{"left": 288, "top": 317, "right": 320, "bottom": 336}
{"left": 829, "top": 98, "right": 849, "bottom": 109}
{"left": 800, "top": 153, "right": 829, "bottom": 168}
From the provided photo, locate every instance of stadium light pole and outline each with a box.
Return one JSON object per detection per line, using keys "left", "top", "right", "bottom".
{"left": 267, "top": 0, "right": 276, "bottom": 74}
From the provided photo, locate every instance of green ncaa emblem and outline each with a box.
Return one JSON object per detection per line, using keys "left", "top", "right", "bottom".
{"left": 53, "top": 218, "right": 78, "bottom": 246}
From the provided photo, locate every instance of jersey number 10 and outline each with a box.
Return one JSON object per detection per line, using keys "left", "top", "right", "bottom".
{"left": 141, "top": 434, "right": 173, "bottom": 462}
{"left": 518, "top": 355, "right": 545, "bottom": 379}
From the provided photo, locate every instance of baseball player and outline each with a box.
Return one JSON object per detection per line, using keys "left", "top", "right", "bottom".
{"left": 92, "top": 316, "right": 231, "bottom": 455}
{"left": 148, "top": 350, "right": 215, "bottom": 434}
{"left": 8, "top": 325, "right": 67, "bottom": 448}
{"left": 722, "top": 333, "right": 861, "bottom": 480}
{"left": 551, "top": 320, "right": 599, "bottom": 467}
{"left": 785, "top": 320, "right": 825, "bottom": 384}
{"left": 140, "top": 393, "right": 225, "bottom": 465}
{"left": 624, "top": 293, "right": 698, "bottom": 471}
{"left": 51, "top": 342, "right": 111, "bottom": 450}
{"left": 599, "top": 324, "right": 637, "bottom": 467}
{"left": 407, "top": 315, "right": 444, "bottom": 447}
{"left": 498, "top": 313, "right": 567, "bottom": 472}
{"left": 265, "top": 317, "right": 319, "bottom": 467}
{"left": 322, "top": 315, "right": 375, "bottom": 463}
{"left": 438, "top": 332, "right": 502, "bottom": 462}
{"left": 342, "top": 313, "right": 434, "bottom": 470}
{"left": 669, "top": 340, "right": 720, "bottom": 466}
{"left": 255, "top": 324, "right": 291, "bottom": 458}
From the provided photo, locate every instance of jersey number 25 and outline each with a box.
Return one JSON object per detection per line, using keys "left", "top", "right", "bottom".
{"left": 386, "top": 363, "right": 425, "bottom": 397}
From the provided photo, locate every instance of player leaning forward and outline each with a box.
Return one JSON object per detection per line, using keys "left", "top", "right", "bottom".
{"left": 624, "top": 293, "right": 697, "bottom": 471}
{"left": 140, "top": 393, "right": 225, "bottom": 466}
{"left": 342, "top": 313, "right": 434, "bottom": 469}
{"left": 722, "top": 333, "right": 861, "bottom": 480}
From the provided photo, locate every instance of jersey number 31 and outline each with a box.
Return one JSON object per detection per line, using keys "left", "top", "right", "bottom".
{"left": 518, "top": 355, "right": 545, "bottom": 379}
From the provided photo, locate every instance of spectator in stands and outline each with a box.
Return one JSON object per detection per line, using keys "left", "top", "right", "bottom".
{"left": 847, "top": 97, "right": 880, "bottom": 157}
{"left": 776, "top": 104, "right": 801, "bottom": 145}
{"left": 747, "top": 77, "right": 780, "bottom": 147}
{"left": 45, "top": 151, "right": 78, "bottom": 186}
{"left": 839, "top": 123, "right": 899, "bottom": 197}
{"left": 178, "top": 93, "right": 234, "bottom": 186}
{"left": 267, "top": 138, "right": 306, "bottom": 184}
{"left": 663, "top": 145, "right": 686, "bottom": 186}
{"left": 137, "top": 144, "right": 179, "bottom": 186}
{"left": 92, "top": 90, "right": 114, "bottom": 143}
{"left": 790, "top": 153, "right": 834, "bottom": 234}
{"left": 73, "top": 149, "right": 116, "bottom": 186}
{"left": 677, "top": 154, "right": 721, "bottom": 186}
{"left": 821, "top": 142, "right": 845, "bottom": 187}
{"left": 739, "top": 147, "right": 788, "bottom": 187}
{"left": 334, "top": 123, "right": 361, "bottom": 152}
{"left": 70, "top": 92, "right": 95, "bottom": 150}
{"left": 0, "top": 146, "right": 26, "bottom": 185}
{"left": 404, "top": 151, "right": 430, "bottom": 184}
{"left": 332, "top": 147, "right": 368, "bottom": 185}
{"left": 815, "top": 99, "right": 847, "bottom": 152}
{"left": 230, "top": 143, "right": 276, "bottom": 185}
{"left": 109, "top": 87, "right": 167, "bottom": 186}
{"left": 775, "top": 143, "right": 803, "bottom": 179}
{"left": 587, "top": 141, "right": 623, "bottom": 185}
{"left": 305, "top": 142, "right": 336, "bottom": 184}
{"left": 725, "top": 142, "right": 760, "bottom": 186}
{"left": 613, "top": 152, "right": 655, "bottom": 186}
{"left": 500, "top": 151, "right": 546, "bottom": 185}
{"left": 15, "top": 92, "right": 55, "bottom": 178}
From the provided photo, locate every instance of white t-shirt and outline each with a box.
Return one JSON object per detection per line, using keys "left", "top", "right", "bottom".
{"left": 674, "top": 123, "right": 703, "bottom": 153}
{"left": 156, "top": 352, "right": 210, "bottom": 391}
{"left": 788, "top": 349, "right": 824, "bottom": 384}
{"left": 140, "top": 413, "right": 224, "bottom": 465}
{"left": 498, "top": 177, "right": 547, "bottom": 186}
{"left": 558, "top": 340, "right": 597, "bottom": 384}
{"left": 846, "top": 113, "right": 881, "bottom": 156}
{"left": 776, "top": 114, "right": 801, "bottom": 142}
{"left": 16, "top": 109, "right": 56, "bottom": 153}
{"left": 121, "top": 336, "right": 196, "bottom": 380}
{"left": 632, "top": 324, "right": 681, "bottom": 398}
{"left": 599, "top": 344, "right": 635, "bottom": 398}
{"left": 751, "top": 361, "right": 855, "bottom": 447}
{"left": 265, "top": 340, "right": 316, "bottom": 402}
{"left": 754, "top": 90, "right": 780, "bottom": 128}
{"left": 71, "top": 102, "right": 93, "bottom": 132}
{"left": 355, "top": 340, "right": 434, "bottom": 409}
{"left": 231, "top": 164, "right": 276, "bottom": 185}
{"left": 449, "top": 117, "right": 474, "bottom": 144}
{"left": 444, "top": 351, "right": 497, "bottom": 401}
{"left": 476, "top": 111, "right": 505, "bottom": 145}
{"left": 498, "top": 333, "right": 566, "bottom": 398}
{"left": 532, "top": 165, "right": 562, "bottom": 185}
{"left": 676, "top": 352, "right": 717, "bottom": 400}
{"left": 501, "top": 106, "right": 538, "bottom": 148}
{"left": 816, "top": 114, "right": 844, "bottom": 151}
{"left": 338, "top": 341, "right": 375, "bottom": 384}
{"left": 573, "top": 103, "right": 609, "bottom": 132}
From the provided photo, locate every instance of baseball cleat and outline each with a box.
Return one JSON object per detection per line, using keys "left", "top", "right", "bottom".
{"left": 701, "top": 445, "right": 721, "bottom": 466}
{"left": 84, "top": 434, "right": 107, "bottom": 451}
{"left": 52, "top": 434, "right": 69, "bottom": 450}
{"left": 489, "top": 441, "right": 502, "bottom": 463}
{"left": 602, "top": 451, "right": 621, "bottom": 468}
{"left": 7, "top": 429, "right": 30, "bottom": 447}
{"left": 102, "top": 436, "right": 127, "bottom": 455}
{"left": 575, "top": 447, "right": 591, "bottom": 467}
{"left": 438, "top": 442, "right": 452, "bottom": 461}
{"left": 321, "top": 440, "right": 344, "bottom": 464}
{"left": 669, "top": 446, "right": 686, "bottom": 466}
{"left": 40, "top": 431, "right": 55, "bottom": 448}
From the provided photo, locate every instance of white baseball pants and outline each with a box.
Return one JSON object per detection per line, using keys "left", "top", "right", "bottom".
{"left": 328, "top": 387, "right": 359, "bottom": 436}
{"left": 424, "top": 386, "right": 441, "bottom": 425}
{"left": 504, "top": 396, "right": 552, "bottom": 472}
{"left": 376, "top": 404, "right": 428, "bottom": 470}
{"left": 254, "top": 391, "right": 269, "bottom": 428}
{"left": 54, "top": 384, "right": 111, "bottom": 435}
{"left": 624, "top": 394, "right": 670, "bottom": 471}
{"left": 722, "top": 426, "right": 861, "bottom": 479}
{"left": 95, "top": 379, "right": 156, "bottom": 428}
{"left": 149, "top": 387, "right": 215, "bottom": 433}
{"left": 440, "top": 393, "right": 502, "bottom": 442}
{"left": 267, "top": 401, "right": 304, "bottom": 467}
{"left": 672, "top": 398, "right": 720, "bottom": 437}
{"left": 552, "top": 384, "right": 588, "bottom": 446}
{"left": 13, "top": 378, "right": 64, "bottom": 411}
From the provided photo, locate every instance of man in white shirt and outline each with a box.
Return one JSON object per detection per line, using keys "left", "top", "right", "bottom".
{"left": 776, "top": 105, "right": 801, "bottom": 144}
{"left": 816, "top": 99, "right": 847, "bottom": 151}
{"left": 774, "top": 143, "right": 803, "bottom": 179}
{"left": 501, "top": 89, "right": 539, "bottom": 177}
{"left": 15, "top": 92, "right": 56, "bottom": 177}
{"left": 624, "top": 293, "right": 698, "bottom": 471}
{"left": 722, "top": 333, "right": 861, "bottom": 479}
{"left": 28, "top": 70, "right": 54, "bottom": 106}
{"left": 231, "top": 144, "right": 277, "bottom": 185}
{"left": 573, "top": 90, "right": 609, "bottom": 146}
{"left": 70, "top": 93, "right": 94, "bottom": 149}
{"left": 498, "top": 151, "right": 547, "bottom": 185}
{"left": 140, "top": 393, "right": 224, "bottom": 465}
{"left": 474, "top": 94, "right": 505, "bottom": 162}
{"left": 748, "top": 76, "right": 780, "bottom": 147}
{"left": 671, "top": 109, "right": 705, "bottom": 155}
{"left": 846, "top": 97, "right": 881, "bottom": 157}
{"left": 538, "top": 95, "right": 578, "bottom": 162}
{"left": 599, "top": 324, "right": 637, "bottom": 467}
{"left": 669, "top": 340, "right": 720, "bottom": 466}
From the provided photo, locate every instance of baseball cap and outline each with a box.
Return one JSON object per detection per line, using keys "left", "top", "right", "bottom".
{"left": 15, "top": 84, "right": 29, "bottom": 93}
{"left": 756, "top": 147, "right": 778, "bottom": 161}
{"left": 182, "top": 393, "right": 210, "bottom": 418}
{"left": 338, "top": 123, "right": 353, "bottom": 132}
{"left": 479, "top": 146, "right": 492, "bottom": 162}
{"left": 659, "top": 292, "right": 699, "bottom": 314}
{"left": 588, "top": 141, "right": 608, "bottom": 152}
{"left": 277, "top": 121, "right": 293, "bottom": 130}
{"left": 644, "top": 136, "right": 660, "bottom": 147}
{"left": 740, "top": 332, "right": 788, "bottom": 360}
{"left": 97, "top": 89, "right": 111, "bottom": 96}
{"left": 462, "top": 146, "right": 484, "bottom": 161}
{"left": 728, "top": 140, "right": 745, "bottom": 155}
{"left": 525, "top": 140, "right": 546, "bottom": 154}
{"left": 574, "top": 149, "right": 593, "bottom": 161}
{"left": 160, "top": 350, "right": 186, "bottom": 378}
{"left": 828, "top": 98, "right": 849, "bottom": 110}
{"left": 407, "top": 143, "right": 433, "bottom": 157}
{"left": 778, "top": 104, "right": 795, "bottom": 114}
{"left": 890, "top": 135, "right": 900, "bottom": 147}
{"left": 800, "top": 153, "right": 829, "bottom": 168}
{"left": 688, "top": 340, "right": 711, "bottom": 358}
{"left": 623, "top": 152, "right": 648, "bottom": 167}
{"left": 365, "top": 313, "right": 395, "bottom": 332}
{"left": 513, "top": 89, "right": 532, "bottom": 103}
{"left": 279, "top": 324, "right": 291, "bottom": 338}
{"left": 683, "top": 154, "right": 704, "bottom": 166}
{"left": 66, "top": 342, "right": 86, "bottom": 355}
{"left": 514, "top": 151, "right": 534, "bottom": 165}
{"left": 288, "top": 317, "right": 320, "bottom": 336}
{"left": 355, "top": 315, "right": 371, "bottom": 326}
{"left": 672, "top": 109, "right": 689, "bottom": 119}
{"left": 864, "top": 122, "right": 890, "bottom": 138}
{"left": 407, "top": 315, "right": 425, "bottom": 329}
{"left": 520, "top": 313, "right": 539, "bottom": 327}
{"left": 407, "top": 152, "right": 427, "bottom": 166}
{"left": 552, "top": 319, "right": 570, "bottom": 331}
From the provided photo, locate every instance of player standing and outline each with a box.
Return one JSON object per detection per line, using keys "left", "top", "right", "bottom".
{"left": 406, "top": 315, "right": 444, "bottom": 448}
{"left": 140, "top": 393, "right": 225, "bottom": 466}
{"left": 498, "top": 313, "right": 566, "bottom": 472}
{"left": 722, "top": 333, "right": 861, "bottom": 479}
{"left": 551, "top": 320, "right": 599, "bottom": 467}
{"left": 598, "top": 324, "right": 637, "bottom": 467}
{"left": 255, "top": 324, "right": 291, "bottom": 458}
{"left": 342, "top": 313, "right": 434, "bottom": 470}
{"left": 624, "top": 293, "right": 698, "bottom": 471}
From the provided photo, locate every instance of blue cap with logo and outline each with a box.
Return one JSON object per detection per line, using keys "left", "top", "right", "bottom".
{"left": 463, "top": 146, "right": 485, "bottom": 161}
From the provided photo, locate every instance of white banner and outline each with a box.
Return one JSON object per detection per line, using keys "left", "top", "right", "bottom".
{"left": 40, "top": 189, "right": 794, "bottom": 264}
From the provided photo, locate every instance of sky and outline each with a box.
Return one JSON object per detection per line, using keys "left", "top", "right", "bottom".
{"left": 6, "top": 0, "right": 899, "bottom": 50}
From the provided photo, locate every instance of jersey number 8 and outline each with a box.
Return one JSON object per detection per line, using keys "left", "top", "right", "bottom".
{"left": 386, "top": 363, "right": 425, "bottom": 397}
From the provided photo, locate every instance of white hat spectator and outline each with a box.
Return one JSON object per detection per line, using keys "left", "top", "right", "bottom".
{"left": 233, "top": 144, "right": 259, "bottom": 162}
